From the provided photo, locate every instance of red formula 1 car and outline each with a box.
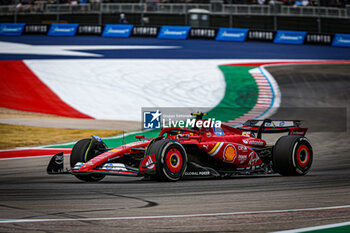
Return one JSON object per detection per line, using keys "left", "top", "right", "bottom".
{"left": 47, "top": 113, "right": 313, "bottom": 182}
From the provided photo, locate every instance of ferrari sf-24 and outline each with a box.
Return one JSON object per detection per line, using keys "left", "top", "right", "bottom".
{"left": 47, "top": 113, "right": 313, "bottom": 182}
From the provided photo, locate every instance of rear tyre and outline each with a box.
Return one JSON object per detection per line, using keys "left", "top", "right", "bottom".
{"left": 70, "top": 138, "right": 106, "bottom": 182}
{"left": 146, "top": 139, "right": 187, "bottom": 181}
{"left": 273, "top": 135, "right": 313, "bottom": 176}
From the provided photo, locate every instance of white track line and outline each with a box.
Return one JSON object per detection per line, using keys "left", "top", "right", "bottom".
{"left": 271, "top": 221, "right": 350, "bottom": 233}
{"left": 1, "top": 205, "right": 349, "bottom": 224}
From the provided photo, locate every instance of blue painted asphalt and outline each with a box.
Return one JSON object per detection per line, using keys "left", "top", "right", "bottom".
{"left": 0, "top": 35, "right": 349, "bottom": 60}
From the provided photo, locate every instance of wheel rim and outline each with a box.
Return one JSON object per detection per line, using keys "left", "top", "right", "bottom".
{"left": 296, "top": 144, "right": 310, "bottom": 168}
{"left": 165, "top": 148, "right": 183, "bottom": 174}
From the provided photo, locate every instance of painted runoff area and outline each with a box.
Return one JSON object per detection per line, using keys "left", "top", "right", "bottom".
{"left": 41, "top": 60, "right": 349, "bottom": 149}
{"left": 1, "top": 59, "right": 350, "bottom": 158}
{"left": 48, "top": 61, "right": 277, "bottom": 148}
{"left": 0, "top": 59, "right": 282, "bottom": 155}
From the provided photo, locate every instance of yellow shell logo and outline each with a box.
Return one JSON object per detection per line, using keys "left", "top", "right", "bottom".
{"left": 223, "top": 145, "right": 236, "bottom": 162}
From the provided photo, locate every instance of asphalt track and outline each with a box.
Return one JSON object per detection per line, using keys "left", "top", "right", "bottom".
{"left": 0, "top": 63, "right": 350, "bottom": 232}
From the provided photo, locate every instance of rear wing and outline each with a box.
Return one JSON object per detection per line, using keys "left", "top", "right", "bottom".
{"left": 237, "top": 119, "right": 307, "bottom": 138}
{"left": 243, "top": 120, "right": 301, "bottom": 128}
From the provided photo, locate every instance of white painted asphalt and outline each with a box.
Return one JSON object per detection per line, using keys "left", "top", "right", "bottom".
{"left": 0, "top": 41, "right": 180, "bottom": 57}
{"left": 25, "top": 59, "right": 229, "bottom": 120}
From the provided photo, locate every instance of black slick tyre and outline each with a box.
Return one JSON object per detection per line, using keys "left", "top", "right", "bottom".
{"left": 70, "top": 138, "right": 105, "bottom": 182}
{"left": 273, "top": 135, "right": 313, "bottom": 176}
{"left": 146, "top": 139, "right": 187, "bottom": 181}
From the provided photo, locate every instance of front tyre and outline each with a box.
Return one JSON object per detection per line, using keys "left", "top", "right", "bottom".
{"left": 146, "top": 140, "right": 188, "bottom": 181}
{"left": 273, "top": 135, "right": 313, "bottom": 176}
{"left": 70, "top": 138, "right": 106, "bottom": 182}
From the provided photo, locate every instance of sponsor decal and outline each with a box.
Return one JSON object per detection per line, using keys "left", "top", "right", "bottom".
{"left": 24, "top": 24, "right": 49, "bottom": 34}
{"left": 223, "top": 144, "right": 236, "bottom": 163}
{"left": 54, "top": 154, "right": 64, "bottom": 165}
{"left": 215, "top": 28, "right": 249, "bottom": 42}
{"left": 305, "top": 33, "right": 333, "bottom": 45}
{"left": 102, "top": 24, "right": 133, "bottom": 38}
{"left": 48, "top": 23, "right": 79, "bottom": 36}
{"left": 140, "top": 154, "right": 156, "bottom": 171}
{"left": 248, "top": 152, "right": 259, "bottom": 166}
{"left": 290, "top": 131, "right": 305, "bottom": 135}
{"left": 248, "top": 30, "right": 275, "bottom": 41}
{"left": 264, "top": 121, "right": 286, "bottom": 127}
{"left": 0, "top": 23, "right": 25, "bottom": 36}
{"left": 242, "top": 139, "right": 264, "bottom": 146}
{"left": 105, "top": 163, "right": 113, "bottom": 169}
{"left": 188, "top": 28, "right": 216, "bottom": 39}
{"left": 274, "top": 30, "right": 307, "bottom": 45}
{"left": 73, "top": 162, "right": 85, "bottom": 170}
{"left": 242, "top": 131, "right": 252, "bottom": 137}
{"left": 237, "top": 154, "right": 248, "bottom": 164}
{"left": 208, "top": 142, "right": 224, "bottom": 156}
{"left": 299, "top": 137, "right": 311, "bottom": 144}
{"left": 100, "top": 163, "right": 128, "bottom": 171}
{"left": 110, "top": 149, "right": 121, "bottom": 152}
{"left": 77, "top": 25, "right": 103, "bottom": 35}
{"left": 145, "top": 155, "right": 155, "bottom": 169}
{"left": 238, "top": 146, "right": 248, "bottom": 152}
{"left": 332, "top": 33, "right": 350, "bottom": 48}
{"left": 132, "top": 26, "right": 158, "bottom": 37}
{"left": 158, "top": 26, "right": 191, "bottom": 40}
{"left": 185, "top": 171, "right": 210, "bottom": 176}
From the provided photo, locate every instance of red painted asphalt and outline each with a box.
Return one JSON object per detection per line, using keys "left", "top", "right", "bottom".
{"left": 0, "top": 147, "right": 72, "bottom": 160}
{"left": 0, "top": 60, "right": 92, "bottom": 119}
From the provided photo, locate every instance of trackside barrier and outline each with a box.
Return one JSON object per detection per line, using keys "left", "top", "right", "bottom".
{"left": 102, "top": 24, "right": 133, "bottom": 38}
{"left": 77, "top": 25, "right": 103, "bottom": 36}
{"left": 132, "top": 26, "right": 159, "bottom": 37}
{"left": 48, "top": 23, "right": 79, "bottom": 36}
{"left": 0, "top": 23, "right": 25, "bottom": 36}
{"left": 247, "top": 30, "right": 275, "bottom": 42}
{"left": 332, "top": 34, "right": 350, "bottom": 47}
{"left": 188, "top": 28, "right": 217, "bottom": 40}
{"left": 215, "top": 28, "right": 248, "bottom": 42}
{"left": 304, "top": 33, "right": 333, "bottom": 45}
{"left": 157, "top": 26, "right": 191, "bottom": 40}
{"left": 0, "top": 22, "right": 349, "bottom": 48}
{"left": 273, "top": 30, "right": 307, "bottom": 45}
{"left": 24, "top": 24, "right": 49, "bottom": 35}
